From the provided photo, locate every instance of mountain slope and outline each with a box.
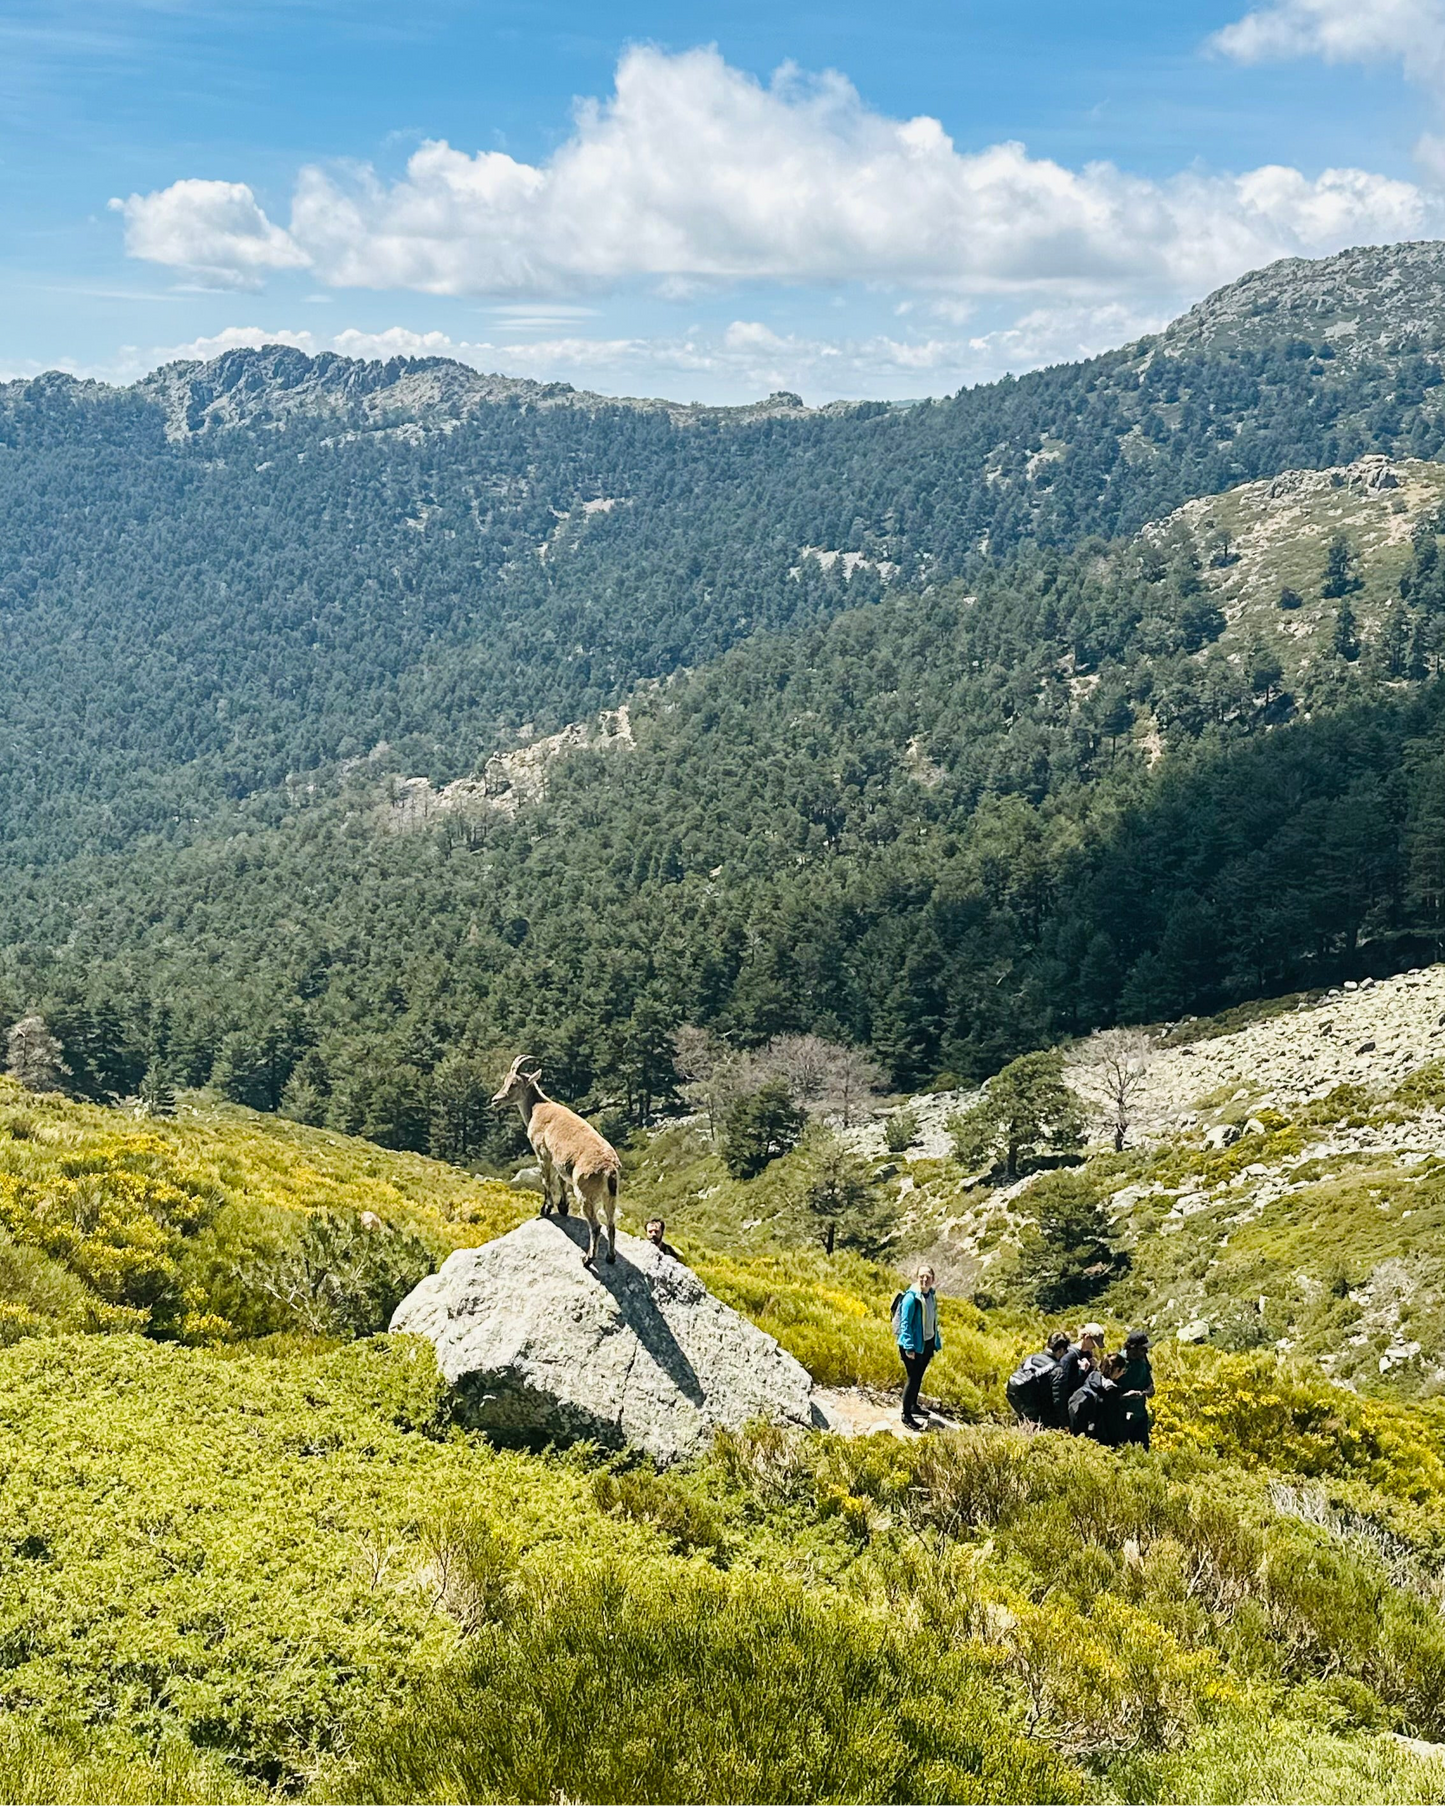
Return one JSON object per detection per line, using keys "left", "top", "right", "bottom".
{"left": 8, "top": 511, "right": 1445, "bottom": 1135}
{"left": 3, "top": 1079, "right": 1445, "bottom": 1802}
{"left": 8, "top": 243, "right": 1445, "bottom": 862}
{"left": 1163, "top": 239, "right": 1445, "bottom": 366}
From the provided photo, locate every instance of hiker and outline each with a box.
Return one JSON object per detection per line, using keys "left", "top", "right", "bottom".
{"left": 1118, "top": 1329, "right": 1155, "bottom": 1449}
{"left": 645, "top": 1218, "right": 681, "bottom": 1260}
{"left": 896, "top": 1264, "right": 942, "bottom": 1431}
{"left": 1049, "top": 1322, "right": 1105, "bottom": 1429}
{"left": 1068, "top": 1350, "right": 1126, "bottom": 1446}
{"left": 1006, "top": 1330, "right": 1071, "bottom": 1427}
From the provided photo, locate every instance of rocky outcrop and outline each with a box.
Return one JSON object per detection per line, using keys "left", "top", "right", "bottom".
{"left": 1160, "top": 240, "right": 1445, "bottom": 365}
{"left": 128, "top": 347, "right": 847, "bottom": 442}
{"left": 1073, "top": 966, "right": 1445, "bottom": 1144}
{"left": 385, "top": 708, "right": 634, "bottom": 833}
{"left": 390, "top": 1216, "right": 817, "bottom": 1463}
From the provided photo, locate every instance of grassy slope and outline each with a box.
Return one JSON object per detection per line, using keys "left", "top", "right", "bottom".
{"left": 3, "top": 1084, "right": 1445, "bottom": 1800}
{"left": 1163, "top": 456, "right": 1445, "bottom": 679}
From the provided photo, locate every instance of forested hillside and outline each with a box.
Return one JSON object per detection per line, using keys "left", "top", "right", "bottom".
{"left": 10, "top": 244, "right": 1445, "bottom": 1145}
{"left": 7, "top": 243, "right": 1445, "bottom": 863}
{"left": 11, "top": 242, "right": 1445, "bottom": 1804}
{"left": 8, "top": 508, "right": 1445, "bottom": 1147}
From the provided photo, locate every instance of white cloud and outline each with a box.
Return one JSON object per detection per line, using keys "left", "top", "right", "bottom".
{"left": 1212, "top": 0, "right": 1445, "bottom": 88}
{"left": 109, "top": 179, "right": 308, "bottom": 289}
{"left": 966, "top": 302, "right": 1173, "bottom": 370}
{"left": 115, "top": 45, "right": 1441, "bottom": 304}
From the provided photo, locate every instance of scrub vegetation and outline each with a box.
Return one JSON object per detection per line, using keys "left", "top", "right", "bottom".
{"left": 0, "top": 1084, "right": 1443, "bottom": 1802}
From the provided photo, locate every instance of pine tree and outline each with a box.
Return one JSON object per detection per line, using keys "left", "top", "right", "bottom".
{"left": 1333, "top": 598, "right": 1361, "bottom": 662}
{"left": 1246, "top": 637, "right": 1283, "bottom": 706}
{"left": 1322, "top": 532, "right": 1359, "bottom": 600}
{"left": 1017, "top": 1172, "right": 1128, "bottom": 1312}
{"left": 948, "top": 1050, "right": 1085, "bottom": 1179}
{"left": 428, "top": 1054, "right": 493, "bottom": 1164}
{"left": 720, "top": 1081, "right": 805, "bottom": 1180}
{"left": 803, "top": 1135, "right": 881, "bottom": 1256}
{"left": 136, "top": 1059, "right": 177, "bottom": 1117}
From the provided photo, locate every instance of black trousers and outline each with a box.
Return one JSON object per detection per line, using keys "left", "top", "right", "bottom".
{"left": 901, "top": 1338, "right": 935, "bottom": 1419}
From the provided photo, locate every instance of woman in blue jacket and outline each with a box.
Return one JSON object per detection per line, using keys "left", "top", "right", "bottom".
{"left": 897, "top": 1265, "right": 942, "bottom": 1430}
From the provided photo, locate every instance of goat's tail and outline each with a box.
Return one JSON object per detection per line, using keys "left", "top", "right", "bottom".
{"left": 607, "top": 1169, "right": 618, "bottom": 1200}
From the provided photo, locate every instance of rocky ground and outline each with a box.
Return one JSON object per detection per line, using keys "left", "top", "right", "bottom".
{"left": 847, "top": 965, "right": 1445, "bottom": 1393}
{"left": 1071, "top": 964, "right": 1445, "bottom": 1145}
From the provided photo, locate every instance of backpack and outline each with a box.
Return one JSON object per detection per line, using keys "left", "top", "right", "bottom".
{"left": 890, "top": 1291, "right": 906, "bottom": 1339}
{"left": 1069, "top": 1374, "right": 1121, "bottom": 1445}
{"left": 1006, "top": 1351, "right": 1056, "bottom": 1422}
{"left": 1067, "top": 1377, "right": 1099, "bottom": 1438}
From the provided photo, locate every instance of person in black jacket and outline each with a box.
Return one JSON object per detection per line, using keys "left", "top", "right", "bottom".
{"left": 1068, "top": 1352, "right": 1127, "bottom": 1446}
{"left": 1118, "top": 1330, "right": 1155, "bottom": 1448}
{"left": 1049, "top": 1322, "right": 1105, "bottom": 1429}
{"left": 1007, "top": 1330, "right": 1072, "bottom": 1426}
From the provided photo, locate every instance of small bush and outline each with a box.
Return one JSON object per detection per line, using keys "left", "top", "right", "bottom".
{"left": 331, "top": 1565, "right": 1084, "bottom": 1805}
{"left": 884, "top": 1107, "right": 920, "bottom": 1154}
{"left": 592, "top": 1466, "right": 728, "bottom": 1556}
{"left": 0, "top": 1724, "right": 257, "bottom": 1805}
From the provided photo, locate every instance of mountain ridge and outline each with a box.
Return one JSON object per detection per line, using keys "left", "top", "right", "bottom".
{"left": 2, "top": 343, "right": 848, "bottom": 443}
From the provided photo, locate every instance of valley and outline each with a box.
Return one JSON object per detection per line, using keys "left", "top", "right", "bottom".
{"left": 6, "top": 240, "right": 1445, "bottom": 1801}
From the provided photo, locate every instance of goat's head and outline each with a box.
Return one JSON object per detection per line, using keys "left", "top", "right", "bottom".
{"left": 491, "top": 1055, "right": 542, "bottom": 1108}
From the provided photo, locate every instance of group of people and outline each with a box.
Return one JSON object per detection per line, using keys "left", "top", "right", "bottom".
{"left": 893, "top": 1267, "right": 1154, "bottom": 1446}
{"left": 1005, "top": 1322, "right": 1154, "bottom": 1447}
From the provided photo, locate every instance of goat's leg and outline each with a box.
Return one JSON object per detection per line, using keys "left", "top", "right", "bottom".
{"left": 537, "top": 1151, "right": 559, "bottom": 1217}
{"left": 579, "top": 1181, "right": 600, "bottom": 1266}
{"left": 604, "top": 1172, "right": 618, "bottom": 1263}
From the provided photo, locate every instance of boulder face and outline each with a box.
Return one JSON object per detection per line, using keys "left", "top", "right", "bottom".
{"left": 390, "top": 1216, "right": 818, "bottom": 1464}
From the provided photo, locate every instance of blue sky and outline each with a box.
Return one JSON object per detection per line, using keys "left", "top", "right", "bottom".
{"left": 4, "top": 0, "right": 1445, "bottom": 401}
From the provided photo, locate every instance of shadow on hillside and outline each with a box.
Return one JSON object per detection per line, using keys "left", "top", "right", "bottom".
{"left": 1046, "top": 683, "right": 1445, "bottom": 1032}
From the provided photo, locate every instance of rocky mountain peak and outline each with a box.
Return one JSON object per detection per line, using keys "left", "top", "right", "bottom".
{"left": 1158, "top": 239, "right": 1445, "bottom": 364}
{"left": 133, "top": 344, "right": 608, "bottom": 440}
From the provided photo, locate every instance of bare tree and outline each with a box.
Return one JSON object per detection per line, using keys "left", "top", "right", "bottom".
{"left": 1089, "top": 1028, "right": 1154, "bottom": 1152}
{"left": 821, "top": 1044, "right": 885, "bottom": 1128}
{"left": 671, "top": 1024, "right": 719, "bottom": 1090}
{"left": 5, "top": 1014, "right": 69, "bottom": 1094}
{"left": 672, "top": 1025, "right": 884, "bottom": 1138}
{"left": 671, "top": 1026, "right": 756, "bottom": 1138}
{"left": 760, "top": 1034, "right": 883, "bottom": 1126}
{"left": 765, "top": 1035, "right": 835, "bottom": 1110}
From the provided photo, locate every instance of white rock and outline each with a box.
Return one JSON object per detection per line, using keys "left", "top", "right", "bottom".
{"left": 391, "top": 1217, "right": 817, "bottom": 1464}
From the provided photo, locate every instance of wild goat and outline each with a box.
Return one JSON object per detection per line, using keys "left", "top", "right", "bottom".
{"left": 491, "top": 1056, "right": 621, "bottom": 1265}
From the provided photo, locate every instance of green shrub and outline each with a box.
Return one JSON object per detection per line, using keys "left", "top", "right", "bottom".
{"left": 1014, "top": 1170, "right": 1128, "bottom": 1312}
{"left": 884, "top": 1107, "right": 920, "bottom": 1154}
{"left": 329, "top": 1564, "right": 1084, "bottom": 1805}
{"left": 0, "top": 1724, "right": 258, "bottom": 1805}
{"left": 1115, "top": 1709, "right": 1445, "bottom": 1805}
{"left": 0, "top": 1334, "right": 604, "bottom": 1789}
{"left": 591, "top": 1466, "right": 729, "bottom": 1557}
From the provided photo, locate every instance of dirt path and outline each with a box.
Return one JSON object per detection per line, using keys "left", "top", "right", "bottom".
{"left": 811, "top": 1386, "right": 958, "bottom": 1438}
